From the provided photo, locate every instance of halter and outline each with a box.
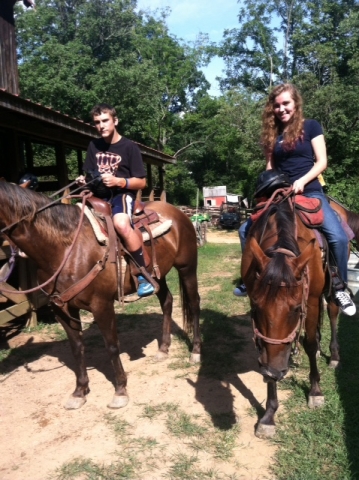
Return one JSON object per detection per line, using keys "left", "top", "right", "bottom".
{"left": 252, "top": 254, "right": 309, "bottom": 346}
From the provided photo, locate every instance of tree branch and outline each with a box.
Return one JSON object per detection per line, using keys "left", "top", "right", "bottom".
{"left": 174, "top": 140, "right": 207, "bottom": 158}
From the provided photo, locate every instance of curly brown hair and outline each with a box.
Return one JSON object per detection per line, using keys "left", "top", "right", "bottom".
{"left": 261, "top": 84, "right": 304, "bottom": 157}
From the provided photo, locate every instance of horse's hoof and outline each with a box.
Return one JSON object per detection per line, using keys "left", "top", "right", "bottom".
{"left": 255, "top": 423, "right": 276, "bottom": 439}
{"left": 190, "top": 353, "right": 201, "bottom": 364}
{"left": 329, "top": 360, "right": 339, "bottom": 369}
{"left": 64, "top": 395, "right": 87, "bottom": 410}
{"left": 308, "top": 395, "right": 325, "bottom": 408}
{"left": 155, "top": 351, "right": 169, "bottom": 361}
{"left": 107, "top": 395, "right": 129, "bottom": 409}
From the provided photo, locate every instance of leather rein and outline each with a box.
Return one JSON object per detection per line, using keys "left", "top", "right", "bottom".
{"left": 251, "top": 189, "right": 309, "bottom": 347}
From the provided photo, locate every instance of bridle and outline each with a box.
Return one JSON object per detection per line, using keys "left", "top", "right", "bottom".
{"left": 251, "top": 190, "right": 310, "bottom": 348}
{"left": 251, "top": 248, "right": 309, "bottom": 346}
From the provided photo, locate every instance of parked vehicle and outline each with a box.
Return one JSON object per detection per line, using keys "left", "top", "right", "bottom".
{"left": 190, "top": 213, "right": 210, "bottom": 246}
{"left": 219, "top": 203, "right": 241, "bottom": 229}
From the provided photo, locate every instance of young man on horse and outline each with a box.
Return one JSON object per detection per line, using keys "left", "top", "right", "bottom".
{"left": 77, "top": 103, "right": 154, "bottom": 298}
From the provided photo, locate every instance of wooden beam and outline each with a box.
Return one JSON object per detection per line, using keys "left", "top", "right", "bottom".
{"left": 0, "top": 301, "right": 32, "bottom": 327}
{"left": 0, "top": 282, "right": 28, "bottom": 304}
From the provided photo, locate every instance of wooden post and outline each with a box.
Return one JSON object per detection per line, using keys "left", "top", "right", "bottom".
{"left": 55, "top": 142, "right": 69, "bottom": 188}
{"left": 158, "top": 166, "right": 164, "bottom": 192}
{"left": 0, "top": 1, "right": 19, "bottom": 94}
{"left": 18, "top": 257, "right": 38, "bottom": 327}
{"left": 77, "top": 149, "right": 83, "bottom": 176}
{"left": 5, "top": 128, "right": 23, "bottom": 182}
{"left": 146, "top": 163, "right": 153, "bottom": 191}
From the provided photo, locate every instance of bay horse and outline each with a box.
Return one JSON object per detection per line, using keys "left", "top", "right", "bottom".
{"left": 0, "top": 181, "right": 201, "bottom": 409}
{"left": 241, "top": 189, "right": 342, "bottom": 438}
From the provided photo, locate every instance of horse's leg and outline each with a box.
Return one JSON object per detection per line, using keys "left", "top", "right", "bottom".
{"left": 256, "top": 379, "right": 278, "bottom": 439}
{"left": 92, "top": 303, "right": 129, "bottom": 409}
{"left": 154, "top": 277, "right": 173, "bottom": 361}
{"left": 177, "top": 265, "right": 201, "bottom": 363}
{"left": 303, "top": 304, "right": 324, "bottom": 408}
{"left": 326, "top": 300, "right": 340, "bottom": 368}
{"left": 54, "top": 307, "right": 89, "bottom": 410}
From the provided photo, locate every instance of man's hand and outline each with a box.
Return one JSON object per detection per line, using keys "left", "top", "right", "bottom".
{"left": 76, "top": 175, "right": 86, "bottom": 186}
{"left": 101, "top": 173, "right": 126, "bottom": 188}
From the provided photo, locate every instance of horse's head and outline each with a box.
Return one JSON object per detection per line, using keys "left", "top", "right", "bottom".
{"left": 247, "top": 236, "right": 315, "bottom": 382}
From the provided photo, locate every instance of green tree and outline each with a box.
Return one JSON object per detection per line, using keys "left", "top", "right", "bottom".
{"left": 219, "top": 0, "right": 359, "bottom": 209}
{"left": 15, "top": 0, "right": 209, "bottom": 148}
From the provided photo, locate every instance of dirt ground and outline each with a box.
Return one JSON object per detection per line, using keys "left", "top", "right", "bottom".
{"left": 0, "top": 229, "right": 285, "bottom": 480}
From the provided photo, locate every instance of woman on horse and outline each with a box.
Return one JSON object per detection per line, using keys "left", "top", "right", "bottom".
{"left": 234, "top": 83, "right": 355, "bottom": 316}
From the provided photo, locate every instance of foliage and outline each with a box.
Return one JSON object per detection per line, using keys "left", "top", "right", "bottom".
{"left": 168, "top": 92, "right": 264, "bottom": 199}
{"left": 15, "top": 0, "right": 209, "bottom": 148}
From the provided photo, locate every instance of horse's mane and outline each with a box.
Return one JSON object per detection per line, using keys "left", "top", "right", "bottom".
{"left": 0, "top": 181, "right": 81, "bottom": 246}
{"left": 251, "top": 199, "right": 301, "bottom": 302}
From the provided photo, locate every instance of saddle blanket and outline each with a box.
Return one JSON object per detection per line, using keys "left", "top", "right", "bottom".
{"left": 77, "top": 204, "right": 172, "bottom": 245}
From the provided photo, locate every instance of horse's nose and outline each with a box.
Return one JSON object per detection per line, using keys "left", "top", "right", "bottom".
{"left": 260, "top": 364, "right": 288, "bottom": 382}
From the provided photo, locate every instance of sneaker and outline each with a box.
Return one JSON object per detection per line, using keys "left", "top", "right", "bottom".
{"left": 233, "top": 284, "right": 247, "bottom": 297}
{"left": 137, "top": 275, "right": 155, "bottom": 298}
{"left": 334, "top": 290, "right": 356, "bottom": 316}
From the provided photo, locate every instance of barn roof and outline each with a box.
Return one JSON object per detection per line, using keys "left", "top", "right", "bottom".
{"left": 0, "top": 89, "right": 176, "bottom": 166}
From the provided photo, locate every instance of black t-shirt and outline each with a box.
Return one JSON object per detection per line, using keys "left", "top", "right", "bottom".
{"left": 83, "top": 136, "right": 146, "bottom": 197}
{"left": 273, "top": 119, "right": 323, "bottom": 193}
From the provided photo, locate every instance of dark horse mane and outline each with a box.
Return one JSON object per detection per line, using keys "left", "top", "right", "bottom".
{"left": 0, "top": 181, "right": 82, "bottom": 246}
{"left": 251, "top": 199, "right": 302, "bottom": 302}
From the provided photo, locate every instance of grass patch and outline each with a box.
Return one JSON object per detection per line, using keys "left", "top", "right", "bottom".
{"left": 23, "top": 321, "right": 69, "bottom": 341}
{"left": 55, "top": 456, "right": 138, "bottom": 479}
{"left": 269, "top": 313, "right": 359, "bottom": 480}
{"left": 166, "top": 409, "right": 207, "bottom": 438}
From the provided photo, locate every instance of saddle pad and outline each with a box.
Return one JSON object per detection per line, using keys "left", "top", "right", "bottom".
{"left": 294, "top": 195, "right": 321, "bottom": 212}
{"left": 77, "top": 204, "right": 108, "bottom": 244}
{"left": 251, "top": 195, "right": 324, "bottom": 226}
{"left": 77, "top": 204, "right": 172, "bottom": 244}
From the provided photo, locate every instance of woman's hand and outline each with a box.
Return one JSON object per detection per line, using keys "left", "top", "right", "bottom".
{"left": 293, "top": 178, "right": 305, "bottom": 194}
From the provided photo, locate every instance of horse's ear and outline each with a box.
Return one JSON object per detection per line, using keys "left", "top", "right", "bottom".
{"left": 248, "top": 236, "right": 270, "bottom": 272}
{"left": 291, "top": 239, "right": 316, "bottom": 275}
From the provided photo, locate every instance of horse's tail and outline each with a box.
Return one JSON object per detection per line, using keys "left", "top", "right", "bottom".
{"left": 179, "top": 276, "right": 193, "bottom": 335}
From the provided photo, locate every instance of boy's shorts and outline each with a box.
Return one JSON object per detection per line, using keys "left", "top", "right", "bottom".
{"left": 111, "top": 193, "right": 134, "bottom": 217}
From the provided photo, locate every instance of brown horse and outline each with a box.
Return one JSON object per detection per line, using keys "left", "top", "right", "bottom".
{"left": 0, "top": 181, "right": 201, "bottom": 409}
{"left": 330, "top": 197, "right": 359, "bottom": 246}
{"left": 241, "top": 191, "right": 341, "bottom": 438}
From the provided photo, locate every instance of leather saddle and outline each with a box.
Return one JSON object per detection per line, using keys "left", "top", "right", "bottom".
{"left": 84, "top": 195, "right": 162, "bottom": 293}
